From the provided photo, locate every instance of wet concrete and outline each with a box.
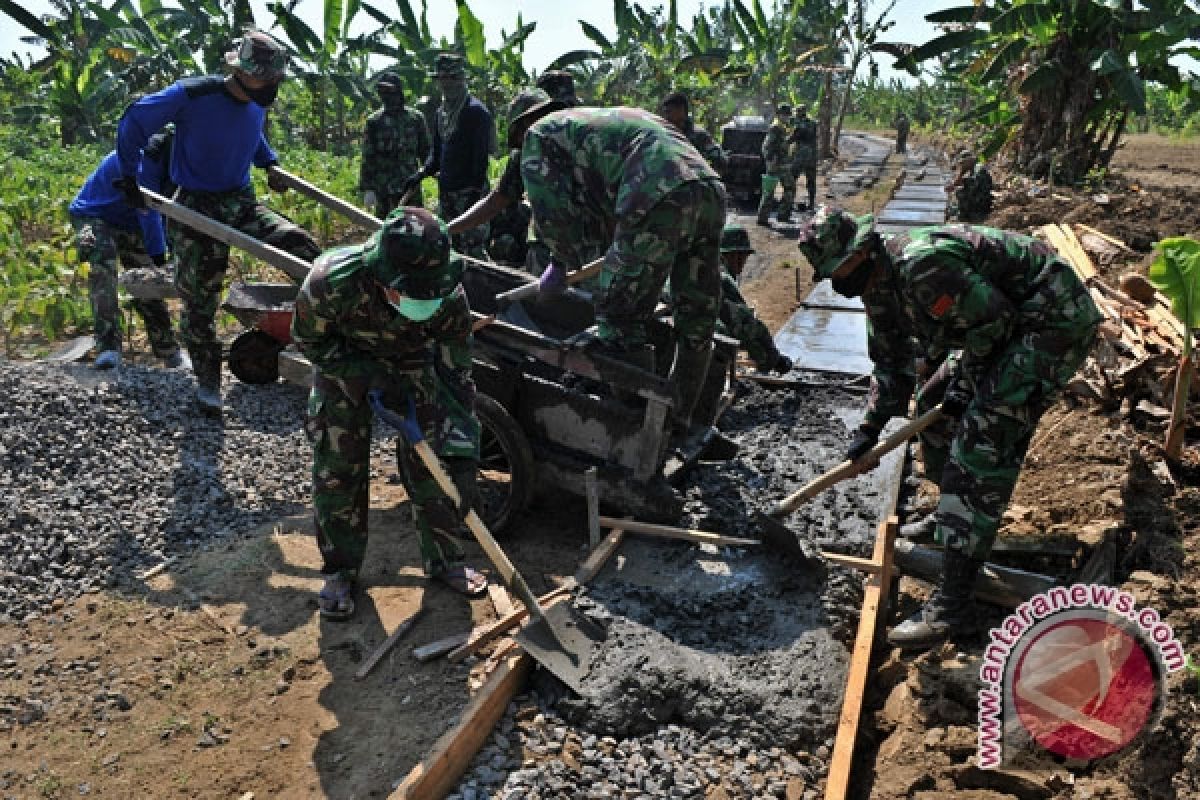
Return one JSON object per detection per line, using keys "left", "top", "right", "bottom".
{"left": 876, "top": 207, "right": 946, "bottom": 225}
{"left": 774, "top": 309, "right": 872, "bottom": 375}
{"left": 802, "top": 280, "right": 864, "bottom": 312}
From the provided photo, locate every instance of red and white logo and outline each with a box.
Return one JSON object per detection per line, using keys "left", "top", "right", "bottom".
{"left": 1009, "top": 613, "right": 1159, "bottom": 760}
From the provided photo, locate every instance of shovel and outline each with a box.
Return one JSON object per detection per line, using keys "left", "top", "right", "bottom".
{"left": 369, "top": 391, "right": 602, "bottom": 694}
{"left": 756, "top": 405, "right": 946, "bottom": 562}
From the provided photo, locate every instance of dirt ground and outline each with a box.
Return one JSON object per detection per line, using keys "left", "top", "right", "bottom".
{"left": 3, "top": 133, "right": 1198, "bottom": 799}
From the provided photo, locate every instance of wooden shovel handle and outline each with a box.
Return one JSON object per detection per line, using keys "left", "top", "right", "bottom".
{"left": 411, "top": 440, "right": 547, "bottom": 622}
{"left": 495, "top": 256, "right": 606, "bottom": 306}
{"left": 769, "top": 406, "right": 946, "bottom": 518}
{"left": 267, "top": 166, "right": 383, "bottom": 232}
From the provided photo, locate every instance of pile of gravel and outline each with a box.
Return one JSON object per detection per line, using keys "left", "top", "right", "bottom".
{"left": 0, "top": 361, "right": 315, "bottom": 623}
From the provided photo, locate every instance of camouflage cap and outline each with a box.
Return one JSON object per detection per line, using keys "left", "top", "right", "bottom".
{"left": 224, "top": 30, "right": 288, "bottom": 81}
{"left": 507, "top": 88, "right": 566, "bottom": 148}
{"left": 364, "top": 207, "right": 462, "bottom": 306}
{"left": 720, "top": 225, "right": 755, "bottom": 254}
{"left": 536, "top": 70, "right": 579, "bottom": 106}
{"left": 957, "top": 150, "right": 977, "bottom": 169}
{"left": 796, "top": 206, "right": 876, "bottom": 280}
{"left": 376, "top": 71, "right": 404, "bottom": 94}
{"left": 429, "top": 53, "right": 467, "bottom": 79}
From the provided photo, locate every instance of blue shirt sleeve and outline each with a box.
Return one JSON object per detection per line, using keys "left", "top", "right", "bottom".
{"left": 117, "top": 84, "right": 186, "bottom": 179}
{"left": 253, "top": 133, "right": 278, "bottom": 168}
{"left": 135, "top": 152, "right": 168, "bottom": 258}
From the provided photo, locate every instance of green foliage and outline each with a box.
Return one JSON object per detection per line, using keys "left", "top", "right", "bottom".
{"left": 1149, "top": 237, "right": 1200, "bottom": 357}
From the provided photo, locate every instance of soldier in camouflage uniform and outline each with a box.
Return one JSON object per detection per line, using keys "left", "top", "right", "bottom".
{"left": 947, "top": 151, "right": 993, "bottom": 221}
{"left": 486, "top": 200, "right": 533, "bottom": 266}
{"left": 115, "top": 31, "right": 321, "bottom": 414}
{"left": 69, "top": 127, "right": 185, "bottom": 369}
{"left": 510, "top": 102, "right": 726, "bottom": 433}
{"left": 715, "top": 225, "right": 791, "bottom": 373}
{"left": 658, "top": 91, "right": 727, "bottom": 172}
{"left": 359, "top": 71, "right": 431, "bottom": 218}
{"left": 789, "top": 104, "right": 818, "bottom": 212}
{"left": 292, "top": 207, "right": 487, "bottom": 619}
{"left": 797, "top": 206, "right": 1102, "bottom": 650}
{"left": 757, "top": 104, "right": 795, "bottom": 226}
{"left": 405, "top": 54, "right": 494, "bottom": 261}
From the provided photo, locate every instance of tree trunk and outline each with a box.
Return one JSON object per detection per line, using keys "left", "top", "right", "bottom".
{"left": 1099, "top": 110, "right": 1129, "bottom": 170}
{"left": 832, "top": 50, "right": 864, "bottom": 154}
{"left": 818, "top": 70, "right": 834, "bottom": 159}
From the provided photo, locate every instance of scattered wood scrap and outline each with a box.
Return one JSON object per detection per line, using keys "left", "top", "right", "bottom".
{"left": 355, "top": 609, "right": 424, "bottom": 680}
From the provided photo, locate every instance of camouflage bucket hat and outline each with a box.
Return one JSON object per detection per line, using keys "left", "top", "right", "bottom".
{"left": 429, "top": 53, "right": 467, "bottom": 79}
{"left": 796, "top": 206, "right": 875, "bottom": 280}
{"left": 364, "top": 208, "right": 462, "bottom": 319}
{"left": 536, "top": 70, "right": 579, "bottom": 106}
{"left": 225, "top": 31, "right": 288, "bottom": 81}
{"left": 720, "top": 225, "right": 755, "bottom": 254}
{"left": 507, "top": 88, "right": 566, "bottom": 148}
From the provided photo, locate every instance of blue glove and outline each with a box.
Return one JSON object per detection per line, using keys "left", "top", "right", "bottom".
{"left": 367, "top": 390, "right": 424, "bottom": 444}
{"left": 538, "top": 262, "right": 568, "bottom": 295}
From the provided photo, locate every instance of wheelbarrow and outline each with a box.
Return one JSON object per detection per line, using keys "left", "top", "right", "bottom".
{"left": 222, "top": 282, "right": 299, "bottom": 385}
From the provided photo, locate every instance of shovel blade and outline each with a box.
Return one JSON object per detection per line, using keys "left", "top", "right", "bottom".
{"left": 496, "top": 299, "right": 541, "bottom": 332}
{"left": 755, "top": 511, "right": 824, "bottom": 569}
{"left": 43, "top": 335, "right": 96, "bottom": 363}
{"left": 514, "top": 602, "right": 604, "bottom": 695}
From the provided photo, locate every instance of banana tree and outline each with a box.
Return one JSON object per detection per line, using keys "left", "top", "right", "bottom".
{"left": 1149, "top": 238, "right": 1200, "bottom": 459}
{"left": 897, "top": 0, "right": 1200, "bottom": 183}
{"left": 830, "top": 0, "right": 896, "bottom": 151}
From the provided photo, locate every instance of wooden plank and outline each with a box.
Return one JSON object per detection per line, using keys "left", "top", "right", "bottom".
{"left": 1075, "top": 223, "right": 1134, "bottom": 254}
{"left": 597, "top": 515, "right": 759, "bottom": 548}
{"left": 355, "top": 609, "right": 424, "bottom": 680}
{"left": 574, "top": 528, "right": 626, "bottom": 586}
{"left": 487, "top": 585, "right": 514, "bottom": 617}
{"left": 390, "top": 651, "right": 532, "bottom": 800}
{"left": 825, "top": 518, "right": 898, "bottom": 800}
{"left": 447, "top": 586, "right": 571, "bottom": 663}
{"left": 822, "top": 551, "right": 881, "bottom": 575}
{"left": 412, "top": 633, "right": 472, "bottom": 663}
{"left": 892, "top": 540, "right": 1056, "bottom": 609}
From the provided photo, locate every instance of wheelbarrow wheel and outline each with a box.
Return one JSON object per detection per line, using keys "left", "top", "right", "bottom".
{"left": 474, "top": 393, "right": 535, "bottom": 536}
{"left": 228, "top": 329, "right": 286, "bottom": 385}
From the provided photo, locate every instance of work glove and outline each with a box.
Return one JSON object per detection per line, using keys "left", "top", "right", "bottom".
{"left": 363, "top": 190, "right": 377, "bottom": 209}
{"left": 265, "top": 164, "right": 288, "bottom": 193}
{"left": 367, "top": 389, "right": 424, "bottom": 445}
{"left": 939, "top": 393, "right": 969, "bottom": 421}
{"left": 113, "top": 175, "right": 145, "bottom": 210}
{"left": 845, "top": 423, "right": 881, "bottom": 462}
{"left": 770, "top": 353, "right": 794, "bottom": 375}
{"left": 538, "top": 262, "right": 568, "bottom": 295}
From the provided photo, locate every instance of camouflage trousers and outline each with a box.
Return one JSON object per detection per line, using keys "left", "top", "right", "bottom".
{"left": 718, "top": 273, "right": 778, "bottom": 370}
{"left": 757, "top": 164, "right": 796, "bottom": 222}
{"left": 793, "top": 162, "right": 817, "bottom": 209}
{"left": 438, "top": 187, "right": 489, "bottom": 261}
{"left": 72, "top": 216, "right": 178, "bottom": 356}
{"left": 305, "top": 368, "right": 481, "bottom": 581}
{"left": 172, "top": 186, "right": 321, "bottom": 389}
{"left": 593, "top": 180, "right": 725, "bottom": 353}
{"left": 920, "top": 315, "right": 1100, "bottom": 561}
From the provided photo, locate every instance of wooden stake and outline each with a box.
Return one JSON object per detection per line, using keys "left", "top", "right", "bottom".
{"left": 574, "top": 528, "right": 626, "bottom": 586}
{"left": 825, "top": 517, "right": 898, "bottom": 800}
{"left": 355, "top": 609, "right": 424, "bottom": 681}
{"left": 1166, "top": 352, "right": 1192, "bottom": 459}
{"left": 390, "top": 652, "right": 532, "bottom": 799}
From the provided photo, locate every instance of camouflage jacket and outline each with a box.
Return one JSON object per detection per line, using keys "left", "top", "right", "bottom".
{"left": 359, "top": 106, "right": 431, "bottom": 195}
{"left": 860, "top": 225, "right": 1101, "bottom": 428}
{"left": 789, "top": 117, "right": 817, "bottom": 168}
{"left": 683, "top": 121, "right": 727, "bottom": 171}
{"left": 520, "top": 107, "right": 720, "bottom": 266}
{"left": 761, "top": 120, "right": 790, "bottom": 170}
{"left": 291, "top": 244, "right": 474, "bottom": 397}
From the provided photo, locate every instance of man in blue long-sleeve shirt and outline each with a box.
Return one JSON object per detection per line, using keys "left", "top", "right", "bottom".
{"left": 115, "top": 30, "right": 321, "bottom": 414}
{"left": 404, "top": 54, "right": 493, "bottom": 260}
{"left": 69, "top": 128, "right": 185, "bottom": 370}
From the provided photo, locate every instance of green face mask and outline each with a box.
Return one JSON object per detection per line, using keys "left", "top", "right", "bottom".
{"left": 392, "top": 295, "right": 444, "bottom": 321}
